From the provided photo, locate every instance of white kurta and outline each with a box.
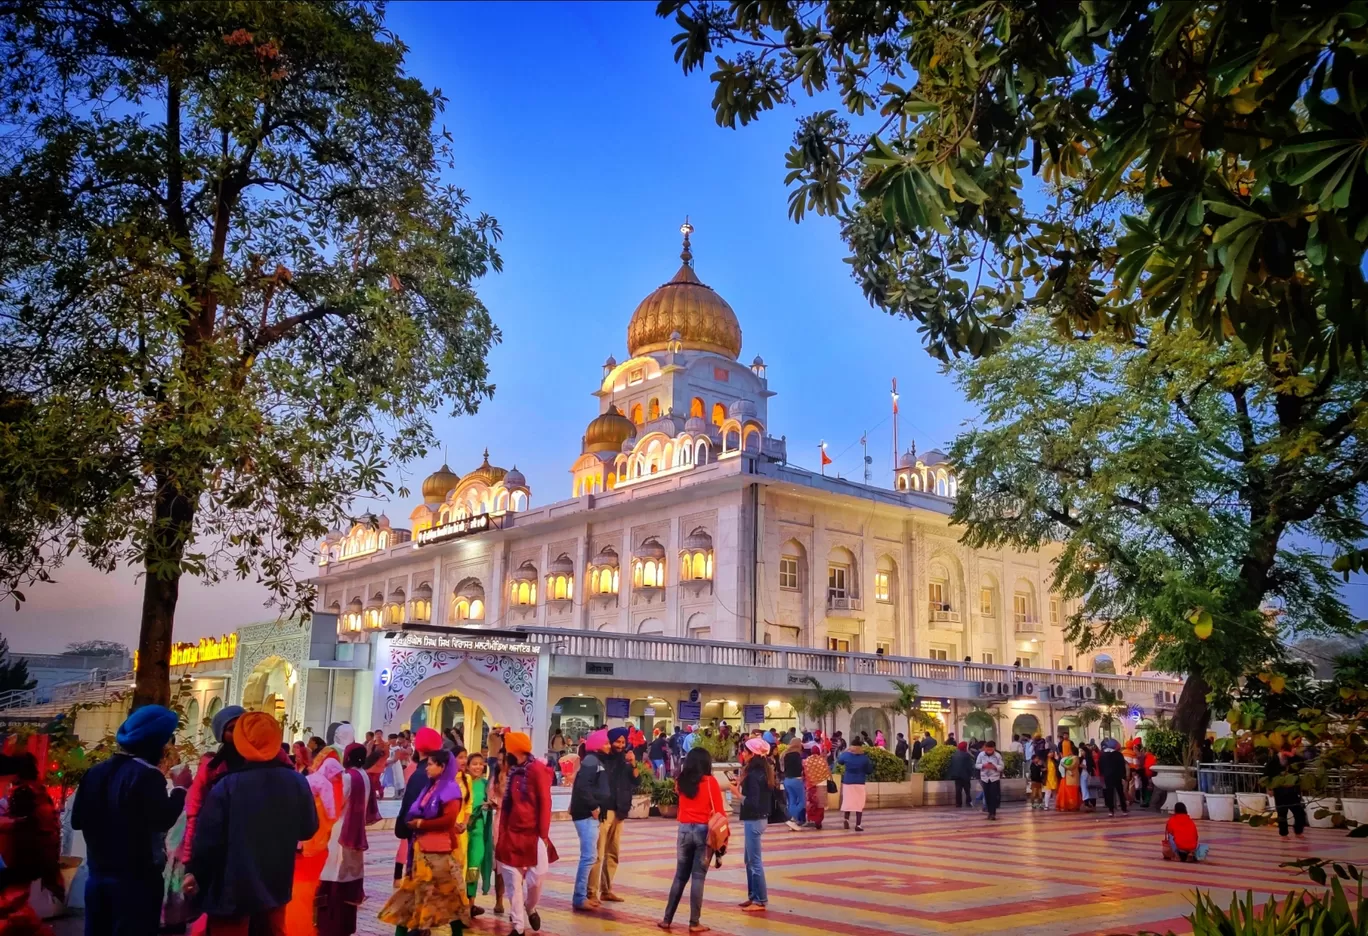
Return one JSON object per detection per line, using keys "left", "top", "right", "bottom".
{"left": 320, "top": 769, "right": 369, "bottom": 883}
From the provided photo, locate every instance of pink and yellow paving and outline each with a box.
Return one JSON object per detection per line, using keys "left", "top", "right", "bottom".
{"left": 355, "top": 806, "right": 1368, "bottom": 936}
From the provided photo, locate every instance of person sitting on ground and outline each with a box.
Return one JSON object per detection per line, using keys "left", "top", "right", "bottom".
{"left": 1162, "top": 802, "right": 1208, "bottom": 862}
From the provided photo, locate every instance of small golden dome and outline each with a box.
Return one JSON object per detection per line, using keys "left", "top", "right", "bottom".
{"left": 583, "top": 405, "right": 637, "bottom": 453}
{"left": 421, "top": 463, "right": 460, "bottom": 503}
{"left": 627, "top": 226, "right": 742, "bottom": 360}
{"left": 462, "top": 449, "right": 507, "bottom": 487}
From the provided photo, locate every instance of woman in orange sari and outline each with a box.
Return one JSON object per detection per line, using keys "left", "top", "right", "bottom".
{"left": 1056, "top": 739, "right": 1082, "bottom": 811}
{"left": 286, "top": 734, "right": 347, "bottom": 932}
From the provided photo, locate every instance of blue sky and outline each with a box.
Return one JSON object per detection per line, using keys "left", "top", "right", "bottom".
{"left": 2, "top": 1, "right": 1362, "bottom": 653}
{"left": 1, "top": 2, "right": 973, "bottom": 652}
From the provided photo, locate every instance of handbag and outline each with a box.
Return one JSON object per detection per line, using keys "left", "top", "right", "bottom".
{"left": 826, "top": 778, "right": 838, "bottom": 794}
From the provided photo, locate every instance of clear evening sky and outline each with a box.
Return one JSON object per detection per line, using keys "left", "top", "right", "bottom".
{"left": 2, "top": 2, "right": 1362, "bottom": 652}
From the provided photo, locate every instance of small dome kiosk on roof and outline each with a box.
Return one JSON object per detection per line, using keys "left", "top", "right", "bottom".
{"left": 421, "top": 464, "right": 460, "bottom": 504}
{"left": 584, "top": 405, "right": 637, "bottom": 454}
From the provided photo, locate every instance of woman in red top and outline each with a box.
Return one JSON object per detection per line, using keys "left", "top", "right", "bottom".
{"left": 659, "top": 748, "right": 725, "bottom": 933}
{"left": 1163, "top": 802, "right": 1203, "bottom": 862}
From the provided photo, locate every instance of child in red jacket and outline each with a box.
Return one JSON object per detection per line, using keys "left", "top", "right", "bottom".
{"left": 1163, "top": 802, "right": 1208, "bottom": 862}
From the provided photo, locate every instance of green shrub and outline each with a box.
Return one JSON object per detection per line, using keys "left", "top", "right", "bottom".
{"left": 1144, "top": 726, "right": 1189, "bottom": 767}
{"left": 1002, "top": 750, "right": 1024, "bottom": 779}
{"left": 865, "top": 745, "right": 909, "bottom": 782}
{"left": 651, "top": 778, "right": 678, "bottom": 806}
{"left": 917, "top": 743, "right": 955, "bottom": 780}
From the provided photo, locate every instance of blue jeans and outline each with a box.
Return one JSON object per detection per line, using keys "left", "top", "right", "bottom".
{"left": 662, "top": 823, "right": 709, "bottom": 925}
{"left": 743, "top": 818, "right": 767, "bottom": 904}
{"left": 572, "top": 816, "right": 599, "bottom": 907}
{"left": 783, "top": 777, "right": 806, "bottom": 824}
{"left": 653, "top": 758, "right": 665, "bottom": 778}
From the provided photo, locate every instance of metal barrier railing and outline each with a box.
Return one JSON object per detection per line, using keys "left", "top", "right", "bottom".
{"left": 1196, "top": 762, "right": 1368, "bottom": 797}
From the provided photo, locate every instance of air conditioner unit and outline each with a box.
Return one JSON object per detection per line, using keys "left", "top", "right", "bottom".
{"left": 1067, "top": 686, "right": 1084, "bottom": 700}
{"left": 1112, "top": 689, "right": 1125, "bottom": 703}
{"left": 1015, "top": 679, "right": 1036, "bottom": 697}
{"left": 1154, "top": 690, "right": 1178, "bottom": 707}
{"left": 1049, "top": 684, "right": 1068, "bottom": 700}
{"left": 1081, "top": 685, "right": 1097, "bottom": 701}
{"left": 981, "top": 680, "right": 1009, "bottom": 697}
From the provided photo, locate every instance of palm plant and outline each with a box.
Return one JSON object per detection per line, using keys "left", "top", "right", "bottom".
{"left": 792, "top": 676, "right": 852, "bottom": 736}
{"left": 1094, "top": 683, "right": 1123, "bottom": 738}
{"left": 882, "top": 679, "right": 940, "bottom": 740}
{"left": 1074, "top": 704, "right": 1103, "bottom": 740}
{"left": 964, "top": 703, "right": 1001, "bottom": 742}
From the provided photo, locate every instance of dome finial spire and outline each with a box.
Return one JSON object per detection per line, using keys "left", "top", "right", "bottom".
{"left": 680, "top": 216, "right": 694, "bottom": 266}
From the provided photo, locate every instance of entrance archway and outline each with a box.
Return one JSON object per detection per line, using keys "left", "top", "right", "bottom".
{"left": 242, "top": 655, "right": 297, "bottom": 725}
{"left": 1012, "top": 713, "right": 1041, "bottom": 738}
{"left": 850, "top": 707, "right": 891, "bottom": 744}
{"left": 630, "top": 697, "right": 672, "bottom": 737}
{"left": 550, "top": 696, "right": 603, "bottom": 747}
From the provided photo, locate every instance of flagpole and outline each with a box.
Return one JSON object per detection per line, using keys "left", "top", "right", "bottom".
{"left": 819, "top": 440, "right": 828, "bottom": 476}
{"left": 891, "top": 377, "right": 900, "bottom": 482}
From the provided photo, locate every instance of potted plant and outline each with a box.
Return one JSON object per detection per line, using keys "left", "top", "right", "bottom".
{"left": 652, "top": 778, "right": 679, "bottom": 819}
{"left": 629, "top": 758, "right": 654, "bottom": 819}
{"left": 864, "top": 746, "right": 919, "bottom": 807}
{"left": 915, "top": 744, "right": 956, "bottom": 805}
{"left": 1143, "top": 724, "right": 1196, "bottom": 793}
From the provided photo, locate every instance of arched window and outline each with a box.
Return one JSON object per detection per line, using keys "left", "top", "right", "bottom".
{"left": 936, "top": 471, "right": 949, "bottom": 496}
{"left": 897, "top": 475, "right": 908, "bottom": 491}
{"left": 948, "top": 474, "right": 958, "bottom": 497}
{"left": 469, "top": 598, "right": 485, "bottom": 620}
{"left": 631, "top": 403, "right": 643, "bottom": 425}
{"left": 711, "top": 402, "right": 725, "bottom": 427}
{"left": 690, "top": 397, "right": 705, "bottom": 418}
{"left": 633, "top": 559, "right": 664, "bottom": 587}
{"left": 452, "top": 596, "right": 470, "bottom": 620}
{"left": 648, "top": 397, "right": 661, "bottom": 420}
{"left": 511, "top": 491, "right": 528, "bottom": 511}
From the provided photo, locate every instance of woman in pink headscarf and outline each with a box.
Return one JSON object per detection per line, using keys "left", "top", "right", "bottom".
{"left": 315, "top": 743, "right": 371, "bottom": 936}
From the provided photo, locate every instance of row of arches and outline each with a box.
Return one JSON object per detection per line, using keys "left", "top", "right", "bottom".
{"left": 436, "top": 488, "right": 528, "bottom": 524}
{"left": 897, "top": 469, "right": 957, "bottom": 497}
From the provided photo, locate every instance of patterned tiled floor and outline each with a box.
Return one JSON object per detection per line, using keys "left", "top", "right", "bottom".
{"left": 353, "top": 804, "right": 1368, "bottom": 936}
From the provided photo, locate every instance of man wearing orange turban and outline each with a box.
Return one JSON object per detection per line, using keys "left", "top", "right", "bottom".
{"left": 188, "top": 712, "right": 318, "bottom": 935}
{"left": 494, "top": 731, "right": 551, "bottom": 936}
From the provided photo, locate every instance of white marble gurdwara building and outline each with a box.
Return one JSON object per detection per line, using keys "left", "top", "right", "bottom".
{"left": 255, "top": 226, "right": 1180, "bottom": 751}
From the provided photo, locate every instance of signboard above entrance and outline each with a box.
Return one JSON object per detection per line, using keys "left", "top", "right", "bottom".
{"left": 605, "top": 697, "right": 630, "bottom": 719}
{"left": 414, "top": 512, "right": 502, "bottom": 547}
{"left": 742, "top": 704, "right": 766, "bottom": 724}
{"left": 390, "top": 630, "right": 537, "bottom": 656}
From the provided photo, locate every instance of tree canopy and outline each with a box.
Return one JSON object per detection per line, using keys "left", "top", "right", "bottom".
{"left": 659, "top": 1, "right": 1368, "bottom": 369}
{"left": 0, "top": 633, "right": 35, "bottom": 695}
{"left": 950, "top": 317, "right": 1366, "bottom": 739}
{"left": 0, "top": 1, "right": 501, "bottom": 706}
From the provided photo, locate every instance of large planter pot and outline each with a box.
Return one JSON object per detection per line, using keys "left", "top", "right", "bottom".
{"left": 1151, "top": 766, "right": 1197, "bottom": 793}
{"left": 923, "top": 779, "right": 957, "bottom": 806}
{"left": 628, "top": 793, "right": 651, "bottom": 820}
{"left": 1237, "top": 792, "right": 1270, "bottom": 819}
{"left": 1174, "top": 790, "right": 1206, "bottom": 819}
{"left": 867, "top": 780, "right": 917, "bottom": 809}
{"left": 1205, "top": 793, "right": 1237, "bottom": 821}
{"left": 1000, "top": 778, "right": 1027, "bottom": 802}
{"left": 658, "top": 803, "right": 679, "bottom": 819}
{"left": 1306, "top": 797, "right": 1341, "bottom": 828}
{"left": 1341, "top": 797, "right": 1368, "bottom": 826}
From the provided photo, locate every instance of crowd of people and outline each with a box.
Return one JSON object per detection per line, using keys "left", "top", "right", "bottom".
{"left": 0, "top": 709, "right": 1335, "bottom": 935}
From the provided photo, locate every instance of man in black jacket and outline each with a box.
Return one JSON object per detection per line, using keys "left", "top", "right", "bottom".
{"left": 588, "top": 727, "right": 636, "bottom": 904}
{"left": 569, "top": 729, "right": 611, "bottom": 911}
{"left": 1099, "top": 739, "right": 1129, "bottom": 816}
{"left": 1264, "top": 744, "right": 1307, "bottom": 838}
{"left": 948, "top": 742, "right": 976, "bottom": 807}
{"left": 72, "top": 704, "right": 188, "bottom": 936}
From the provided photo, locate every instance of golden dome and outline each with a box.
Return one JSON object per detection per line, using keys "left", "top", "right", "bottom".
{"left": 421, "top": 463, "right": 460, "bottom": 503}
{"left": 626, "top": 226, "right": 742, "bottom": 360}
{"left": 462, "top": 449, "right": 507, "bottom": 487}
{"left": 584, "top": 405, "right": 637, "bottom": 453}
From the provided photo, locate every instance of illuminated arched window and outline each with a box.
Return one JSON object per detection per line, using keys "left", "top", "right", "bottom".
{"left": 648, "top": 397, "right": 661, "bottom": 420}
{"left": 679, "top": 528, "right": 714, "bottom": 582}
{"left": 469, "top": 598, "right": 485, "bottom": 620}
{"left": 452, "top": 596, "right": 470, "bottom": 620}
{"left": 631, "top": 403, "right": 643, "bottom": 425}
{"left": 936, "top": 471, "right": 949, "bottom": 496}
{"left": 711, "top": 403, "right": 725, "bottom": 427}
{"left": 690, "top": 397, "right": 705, "bottom": 418}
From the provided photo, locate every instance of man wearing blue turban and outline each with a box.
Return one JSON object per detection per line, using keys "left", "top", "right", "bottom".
{"left": 73, "top": 704, "right": 190, "bottom": 935}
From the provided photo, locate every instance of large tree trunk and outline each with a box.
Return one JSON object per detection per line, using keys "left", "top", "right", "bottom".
{"left": 1172, "top": 671, "right": 1211, "bottom": 754}
{"left": 131, "top": 480, "right": 194, "bottom": 710}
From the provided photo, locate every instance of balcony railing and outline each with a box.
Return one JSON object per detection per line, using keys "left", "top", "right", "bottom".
{"left": 928, "top": 604, "right": 962, "bottom": 629}
{"left": 826, "top": 592, "right": 863, "bottom": 612}
{"left": 510, "top": 625, "right": 1182, "bottom": 696}
{"left": 1014, "top": 618, "right": 1044, "bottom": 634}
